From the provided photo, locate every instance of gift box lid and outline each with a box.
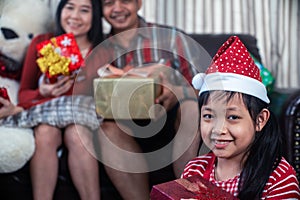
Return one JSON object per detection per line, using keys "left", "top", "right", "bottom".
{"left": 150, "top": 175, "right": 238, "bottom": 200}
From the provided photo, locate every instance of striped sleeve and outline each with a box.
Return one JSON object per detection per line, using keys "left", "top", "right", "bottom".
{"left": 181, "top": 153, "right": 214, "bottom": 178}
{"left": 261, "top": 158, "right": 300, "bottom": 199}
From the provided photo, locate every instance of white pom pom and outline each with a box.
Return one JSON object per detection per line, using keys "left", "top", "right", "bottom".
{"left": 0, "top": 127, "right": 35, "bottom": 173}
{"left": 192, "top": 73, "right": 206, "bottom": 90}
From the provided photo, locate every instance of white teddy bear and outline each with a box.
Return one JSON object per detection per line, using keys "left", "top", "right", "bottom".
{"left": 0, "top": 0, "right": 53, "bottom": 173}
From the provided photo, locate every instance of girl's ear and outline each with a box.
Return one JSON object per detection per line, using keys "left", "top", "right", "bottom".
{"left": 255, "top": 108, "right": 270, "bottom": 131}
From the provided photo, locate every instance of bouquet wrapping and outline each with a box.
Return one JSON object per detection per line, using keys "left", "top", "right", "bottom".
{"left": 36, "top": 33, "right": 83, "bottom": 82}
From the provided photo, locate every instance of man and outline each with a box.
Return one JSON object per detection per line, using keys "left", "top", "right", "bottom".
{"left": 96, "top": 0, "right": 202, "bottom": 199}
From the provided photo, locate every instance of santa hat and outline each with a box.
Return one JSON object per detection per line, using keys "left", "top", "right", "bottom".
{"left": 192, "top": 36, "right": 270, "bottom": 103}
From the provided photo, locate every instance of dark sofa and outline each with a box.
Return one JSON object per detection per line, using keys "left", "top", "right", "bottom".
{"left": 1, "top": 33, "right": 299, "bottom": 199}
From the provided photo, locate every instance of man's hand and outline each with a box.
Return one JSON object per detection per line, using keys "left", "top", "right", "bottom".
{"left": 155, "top": 73, "right": 180, "bottom": 111}
{"left": 155, "top": 72, "right": 198, "bottom": 111}
{"left": 39, "top": 76, "right": 74, "bottom": 97}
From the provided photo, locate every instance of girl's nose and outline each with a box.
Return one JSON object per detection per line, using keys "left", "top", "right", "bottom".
{"left": 212, "top": 121, "right": 227, "bottom": 135}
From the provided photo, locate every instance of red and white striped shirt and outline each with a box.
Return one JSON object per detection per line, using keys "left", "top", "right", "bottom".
{"left": 182, "top": 152, "right": 300, "bottom": 199}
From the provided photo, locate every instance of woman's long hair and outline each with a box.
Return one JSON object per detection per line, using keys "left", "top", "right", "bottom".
{"left": 55, "top": 0, "right": 104, "bottom": 47}
{"left": 198, "top": 91, "right": 283, "bottom": 200}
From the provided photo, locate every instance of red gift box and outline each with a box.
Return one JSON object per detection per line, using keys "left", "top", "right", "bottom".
{"left": 36, "top": 33, "right": 84, "bottom": 81}
{"left": 0, "top": 87, "right": 10, "bottom": 108}
{"left": 150, "top": 175, "right": 238, "bottom": 200}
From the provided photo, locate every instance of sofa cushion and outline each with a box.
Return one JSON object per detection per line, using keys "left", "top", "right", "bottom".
{"left": 188, "top": 34, "right": 262, "bottom": 63}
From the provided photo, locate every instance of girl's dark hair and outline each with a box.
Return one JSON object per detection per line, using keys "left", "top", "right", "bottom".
{"left": 199, "top": 91, "right": 283, "bottom": 200}
{"left": 55, "top": 0, "right": 104, "bottom": 48}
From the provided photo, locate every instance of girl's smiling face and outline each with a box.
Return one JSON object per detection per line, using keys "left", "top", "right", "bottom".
{"left": 200, "top": 92, "right": 256, "bottom": 162}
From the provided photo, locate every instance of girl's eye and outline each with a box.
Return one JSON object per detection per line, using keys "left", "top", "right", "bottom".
{"left": 228, "top": 115, "right": 240, "bottom": 120}
{"left": 202, "top": 114, "right": 213, "bottom": 119}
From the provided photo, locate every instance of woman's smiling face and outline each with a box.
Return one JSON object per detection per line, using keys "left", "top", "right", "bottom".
{"left": 200, "top": 92, "right": 256, "bottom": 161}
{"left": 60, "top": 0, "right": 92, "bottom": 37}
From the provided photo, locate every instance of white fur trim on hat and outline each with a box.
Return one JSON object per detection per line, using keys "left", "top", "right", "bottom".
{"left": 193, "top": 72, "right": 270, "bottom": 103}
{"left": 192, "top": 73, "right": 206, "bottom": 90}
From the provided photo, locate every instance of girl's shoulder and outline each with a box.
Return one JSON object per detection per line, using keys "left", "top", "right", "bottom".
{"left": 262, "top": 157, "right": 300, "bottom": 199}
{"left": 269, "top": 157, "right": 298, "bottom": 181}
{"left": 181, "top": 152, "right": 215, "bottom": 178}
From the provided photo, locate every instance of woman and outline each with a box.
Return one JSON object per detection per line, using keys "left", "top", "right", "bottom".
{"left": 18, "top": 0, "right": 103, "bottom": 199}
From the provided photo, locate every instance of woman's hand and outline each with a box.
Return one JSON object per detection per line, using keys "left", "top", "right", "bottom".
{"left": 39, "top": 76, "right": 74, "bottom": 97}
{"left": 0, "top": 97, "right": 23, "bottom": 118}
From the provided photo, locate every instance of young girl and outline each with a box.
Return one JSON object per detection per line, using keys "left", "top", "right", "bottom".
{"left": 182, "top": 36, "right": 300, "bottom": 199}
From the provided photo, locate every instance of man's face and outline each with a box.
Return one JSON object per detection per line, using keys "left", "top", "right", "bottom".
{"left": 102, "top": 0, "right": 142, "bottom": 34}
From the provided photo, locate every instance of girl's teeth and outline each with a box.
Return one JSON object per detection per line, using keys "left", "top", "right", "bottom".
{"left": 216, "top": 140, "right": 229, "bottom": 144}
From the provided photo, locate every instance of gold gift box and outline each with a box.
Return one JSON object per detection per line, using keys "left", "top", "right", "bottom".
{"left": 93, "top": 77, "right": 161, "bottom": 119}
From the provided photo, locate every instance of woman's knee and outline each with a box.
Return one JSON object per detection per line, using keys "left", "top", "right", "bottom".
{"left": 64, "top": 125, "right": 93, "bottom": 150}
{"left": 34, "top": 124, "right": 62, "bottom": 148}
